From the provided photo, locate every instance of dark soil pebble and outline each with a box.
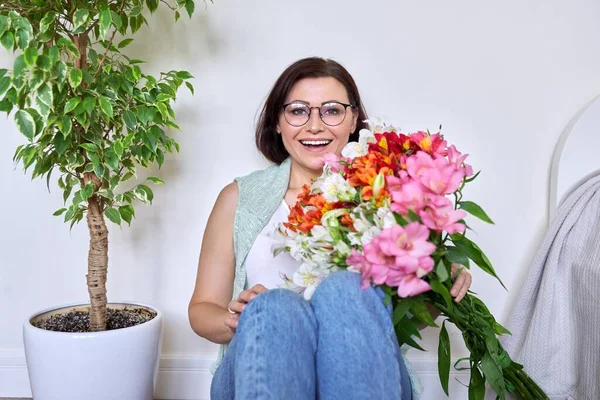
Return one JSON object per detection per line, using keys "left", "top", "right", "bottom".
{"left": 32, "top": 307, "right": 156, "bottom": 332}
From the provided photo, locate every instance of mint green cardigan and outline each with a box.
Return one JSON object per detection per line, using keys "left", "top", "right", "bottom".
{"left": 210, "top": 157, "right": 423, "bottom": 399}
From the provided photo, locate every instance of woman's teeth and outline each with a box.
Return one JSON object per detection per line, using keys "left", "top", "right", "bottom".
{"left": 300, "top": 140, "right": 332, "bottom": 147}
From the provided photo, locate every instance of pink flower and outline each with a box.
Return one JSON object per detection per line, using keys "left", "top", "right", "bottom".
{"left": 446, "top": 145, "right": 473, "bottom": 177}
{"left": 346, "top": 249, "right": 374, "bottom": 289}
{"left": 410, "top": 131, "right": 447, "bottom": 156}
{"left": 321, "top": 152, "right": 344, "bottom": 173}
{"left": 406, "top": 151, "right": 464, "bottom": 195}
{"left": 396, "top": 275, "right": 431, "bottom": 297}
{"left": 420, "top": 204, "right": 466, "bottom": 234}
{"left": 377, "top": 223, "right": 436, "bottom": 273}
{"left": 390, "top": 179, "right": 427, "bottom": 214}
{"left": 386, "top": 172, "right": 409, "bottom": 192}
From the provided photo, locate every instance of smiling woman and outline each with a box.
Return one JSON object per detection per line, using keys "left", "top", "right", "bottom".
{"left": 188, "top": 57, "right": 431, "bottom": 400}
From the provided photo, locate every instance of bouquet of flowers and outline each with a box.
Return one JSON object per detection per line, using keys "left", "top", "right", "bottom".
{"left": 273, "top": 119, "right": 548, "bottom": 399}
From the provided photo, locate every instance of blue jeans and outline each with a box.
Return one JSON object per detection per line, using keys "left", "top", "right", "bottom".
{"left": 210, "top": 270, "right": 413, "bottom": 400}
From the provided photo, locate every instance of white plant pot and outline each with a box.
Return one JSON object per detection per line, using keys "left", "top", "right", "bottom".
{"left": 23, "top": 301, "right": 163, "bottom": 400}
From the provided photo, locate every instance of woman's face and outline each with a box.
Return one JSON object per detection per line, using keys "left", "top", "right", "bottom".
{"left": 277, "top": 77, "right": 358, "bottom": 173}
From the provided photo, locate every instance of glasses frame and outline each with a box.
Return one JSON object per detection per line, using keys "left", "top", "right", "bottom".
{"left": 281, "top": 101, "right": 357, "bottom": 127}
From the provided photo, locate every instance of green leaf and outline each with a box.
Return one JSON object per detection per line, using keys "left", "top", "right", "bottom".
{"left": 175, "top": 11, "right": 181, "bottom": 22}
{"left": 80, "top": 143, "right": 99, "bottom": 153}
{"left": 451, "top": 235, "right": 506, "bottom": 289}
{"left": 53, "top": 208, "right": 67, "bottom": 216}
{"left": 185, "top": 81, "right": 194, "bottom": 95}
{"left": 36, "top": 82, "right": 53, "bottom": 108}
{"left": 158, "top": 82, "right": 176, "bottom": 97}
{"left": 118, "top": 38, "right": 134, "bottom": 48}
{"left": 156, "top": 148, "right": 165, "bottom": 167}
{"left": 0, "top": 76, "right": 11, "bottom": 97}
{"left": 73, "top": 9, "right": 89, "bottom": 30}
{"left": 185, "top": 0, "right": 195, "bottom": 18}
{"left": 40, "top": 12, "right": 56, "bottom": 33}
{"left": 138, "top": 184, "right": 154, "bottom": 203}
{"left": 68, "top": 69, "right": 83, "bottom": 89}
{"left": 468, "top": 365, "right": 486, "bottom": 400}
{"left": 23, "top": 47, "right": 38, "bottom": 67}
{"left": 480, "top": 353, "right": 506, "bottom": 398}
{"left": 104, "top": 208, "right": 122, "bottom": 225}
{"left": 392, "top": 298, "right": 413, "bottom": 326}
{"left": 57, "top": 38, "right": 80, "bottom": 58}
{"left": 60, "top": 116, "right": 72, "bottom": 137}
{"left": 105, "top": 150, "right": 119, "bottom": 171}
{"left": 177, "top": 71, "right": 194, "bottom": 79}
{"left": 0, "top": 16, "right": 8, "bottom": 37}
{"left": 146, "top": 0, "right": 159, "bottom": 13}
{"left": 445, "top": 246, "right": 470, "bottom": 269}
{"left": 394, "top": 317, "right": 425, "bottom": 351}
{"left": 113, "top": 140, "right": 124, "bottom": 158}
{"left": 64, "top": 97, "right": 81, "bottom": 114}
{"left": 430, "top": 279, "right": 453, "bottom": 310}
{"left": 465, "top": 170, "right": 481, "bottom": 183}
{"left": 137, "top": 105, "right": 155, "bottom": 125}
{"left": 119, "top": 205, "right": 135, "bottom": 225}
{"left": 409, "top": 301, "right": 438, "bottom": 327}
{"left": 14, "top": 109, "right": 35, "bottom": 139}
{"left": 82, "top": 96, "right": 96, "bottom": 114}
{"left": 122, "top": 109, "right": 137, "bottom": 130}
{"left": 100, "top": 9, "right": 112, "bottom": 38}
{"left": 94, "top": 163, "right": 105, "bottom": 178}
{"left": 459, "top": 201, "right": 494, "bottom": 224}
{"left": 0, "top": 98, "right": 12, "bottom": 113}
{"left": 438, "top": 321, "right": 451, "bottom": 396}
{"left": 36, "top": 54, "right": 52, "bottom": 72}
{"left": 1, "top": 31, "right": 14, "bottom": 51}
{"left": 54, "top": 132, "right": 69, "bottom": 155}
{"left": 146, "top": 176, "right": 164, "bottom": 185}
{"left": 435, "top": 259, "right": 450, "bottom": 282}
{"left": 98, "top": 96, "right": 113, "bottom": 117}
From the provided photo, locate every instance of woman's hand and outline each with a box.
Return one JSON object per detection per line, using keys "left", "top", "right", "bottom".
{"left": 450, "top": 263, "right": 472, "bottom": 303}
{"left": 224, "top": 284, "right": 268, "bottom": 332}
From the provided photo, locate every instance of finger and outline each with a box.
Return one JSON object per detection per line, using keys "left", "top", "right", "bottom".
{"left": 238, "top": 290, "right": 257, "bottom": 303}
{"left": 224, "top": 315, "right": 238, "bottom": 330}
{"left": 455, "top": 274, "right": 472, "bottom": 302}
{"left": 227, "top": 300, "right": 245, "bottom": 314}
{"left": 451, "top": 263, "right": 463, "bottom": 278}
{"left": 250, "top": 284, "right": 268, "bottom": 295}
{"left": 450, "top": 272, "right": 466, "bottom": 297}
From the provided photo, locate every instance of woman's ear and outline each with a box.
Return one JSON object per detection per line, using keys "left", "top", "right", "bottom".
{"left": 350, "top": 109, "right": 358, "bottom": 133}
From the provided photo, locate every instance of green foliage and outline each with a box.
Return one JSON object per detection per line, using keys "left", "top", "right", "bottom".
{"left": 1, "top": 0, "right": 199, "bottom": 227}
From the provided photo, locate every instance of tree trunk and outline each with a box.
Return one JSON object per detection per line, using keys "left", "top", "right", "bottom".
{"left": 75, "top": 34, "right": 108, "bottom": 331}
{"left": 86, "top": 194, "right": 109, "bottom": 331}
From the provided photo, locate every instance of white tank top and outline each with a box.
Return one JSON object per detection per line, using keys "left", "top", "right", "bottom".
{"left": 245, "top": 200, "right": 301, "bottom": 290}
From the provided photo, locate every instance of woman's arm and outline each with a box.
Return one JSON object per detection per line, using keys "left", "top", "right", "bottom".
{"left": 188, "top": 182, "right": 239, "bottom": 345}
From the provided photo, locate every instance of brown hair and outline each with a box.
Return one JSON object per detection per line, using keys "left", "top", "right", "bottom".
{"left": 255, "top": 57, "right": 368, "bottom": 164}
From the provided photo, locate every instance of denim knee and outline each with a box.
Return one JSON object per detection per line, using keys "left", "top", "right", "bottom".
{"left": 237, "top": 288, "right": 317, "bottom": 338}
{"left": 311, "top": 270, "right": 391, "bottom": 313}
{"left": 311, "top": 270, "right": 362, "bottom": 303}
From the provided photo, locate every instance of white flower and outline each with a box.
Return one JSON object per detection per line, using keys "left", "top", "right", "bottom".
{"left": 317, "top": 174, "right": 356, "bottom": 203}
{"left": 341, "top": 128, "right": 377, "bottom": 159}
{"left": 376, "top": 205, "right": 397, "bottom": 229}
{"left": 364, "top": 117, "right": 398, "bottom": 133}
{"left": 292, "top": 263, "right": 331, "bottom": 300}
{"left": 334, "top": 240, "right": 351, "bottom": 257}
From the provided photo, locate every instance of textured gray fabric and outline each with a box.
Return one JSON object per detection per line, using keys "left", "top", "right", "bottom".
{"left": 501, "top": 170, "right": 600, "bottom": 400}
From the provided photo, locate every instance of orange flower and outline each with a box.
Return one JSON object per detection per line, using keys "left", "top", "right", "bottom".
{"left": 340, "top": 212, "right": 356, "bottom": 231}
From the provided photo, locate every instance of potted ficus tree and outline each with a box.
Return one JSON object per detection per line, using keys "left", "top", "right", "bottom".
{"left": 0, "top": 0, "right": 198, "bottom": 399}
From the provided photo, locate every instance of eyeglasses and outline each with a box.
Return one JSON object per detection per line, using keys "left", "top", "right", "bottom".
{"left": 282, "top": 101, "right": 356, "bottom": 127}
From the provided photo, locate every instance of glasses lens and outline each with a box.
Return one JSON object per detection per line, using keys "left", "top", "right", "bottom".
{"left": 284, "top": 103, "right": 310, "bottom": 126}
{"left": 320, "top": 103, "right": 346, "bottom": 126}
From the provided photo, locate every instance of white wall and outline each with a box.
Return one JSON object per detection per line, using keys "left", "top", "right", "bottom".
{"left": 2, "top": 0, "right": 600, "bottom": 398}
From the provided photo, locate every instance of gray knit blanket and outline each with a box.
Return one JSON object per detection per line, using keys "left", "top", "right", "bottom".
{"left": 501, "top": 170, "right": 600, "bottom": 400}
